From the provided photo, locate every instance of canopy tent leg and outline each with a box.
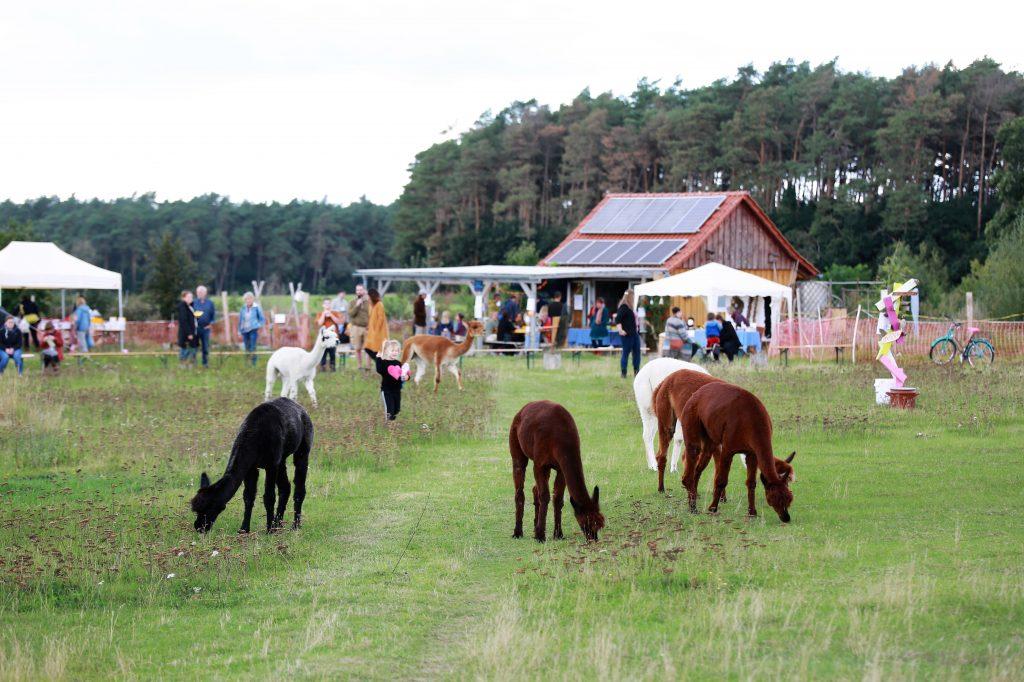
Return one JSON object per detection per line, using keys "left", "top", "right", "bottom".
{"left": 468, "top": 280, "right": 493, "bottom": 349}
{"left": 61, "top": 290, "right": 66, "bottom": 318}
{"left": 376, "top": 279, "right": 391, "bottom": 296}
{"left": 518, "top": 281, "right": 538, "bottom": 350}
{"left": 118, "top": 286, "right": 125, "bottom": 352}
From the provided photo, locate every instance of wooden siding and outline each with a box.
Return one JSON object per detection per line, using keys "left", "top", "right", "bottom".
{"left": 677, "top": 203, "right": 799, "bottom": 279}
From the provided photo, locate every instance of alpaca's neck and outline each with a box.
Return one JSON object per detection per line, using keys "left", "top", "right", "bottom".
{"left": 560, "top": 455, "right": 594, "bottom": 511}
{"left": 455, "top": 330, "right": 475, "bottom": 354}
{"left": 304, "top": 335, "right": 329, "bottom": 365}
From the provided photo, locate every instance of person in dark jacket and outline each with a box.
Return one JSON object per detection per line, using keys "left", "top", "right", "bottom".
{"left": 1, "top": 316, "right": 25, "bottom": 375}
{"left": 615, "top": 290, "right": 642, "bottom": 378}
{"left": 176, "top": 290, "right": 199, "bottom": 366}
{"left": 498, "top": 295, "right": 519, "bottom": 342}
{"left": 193, "top": 285, "right": 216, "bottom": 367}
{"left": 18, "top": 295, "right": 40, "bottom": 349}
{"left": 716, "top": 313, "right": 742, "bottom": 362}
{"left": 413, "top": 291, "right": 428, "bottom": 335}
{"left": 374, "top": 339, "right": 407, "bottom": 421}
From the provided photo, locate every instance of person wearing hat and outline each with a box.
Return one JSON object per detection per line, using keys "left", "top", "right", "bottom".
{"left": 413, "top": 290, "right": 428, "bottom": 335}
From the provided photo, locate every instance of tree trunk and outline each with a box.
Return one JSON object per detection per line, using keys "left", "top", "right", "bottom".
{"left": 976, "top": 108, "right": 988, "bottom": 238}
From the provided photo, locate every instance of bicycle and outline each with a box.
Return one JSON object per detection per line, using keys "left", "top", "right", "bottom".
{"left": 929, "top": 320, "right": 995, "bottom": 366}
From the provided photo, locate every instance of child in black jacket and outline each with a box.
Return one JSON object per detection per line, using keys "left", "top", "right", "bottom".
{"left": 374, "top": 339, "right": 408, "bottom": 420}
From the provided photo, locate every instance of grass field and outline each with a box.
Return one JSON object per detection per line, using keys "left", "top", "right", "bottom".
{"left": 1, "top": 354, "right": 1022, "bottom": 680}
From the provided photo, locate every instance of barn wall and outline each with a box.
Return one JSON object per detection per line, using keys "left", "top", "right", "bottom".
{"left": 678, "top": 203, "right": 799, "bottom": 284}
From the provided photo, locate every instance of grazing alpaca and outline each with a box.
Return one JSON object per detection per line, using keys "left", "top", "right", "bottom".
{"left": 509, "top": 400, "right": 604, "bottom": 542}
{"left": 680, "top": 382, "right": 795, "bottom": 523}
{"left": 264, "top": 326, "right": 339, "bottom": 408}
{"left": 401, "top": 320, "right": 484, "bottom": 393}
{"left": 653, "top": 370, "right": 796, "bottom": 497}
{"left": 633, "top": 358, "right": 709, "bottom": 471}
{"left": 191, "top": 397, "right": 313, "bottom": 533}
{"left": 650, "top": 369, "right": 725, "bottom": 493}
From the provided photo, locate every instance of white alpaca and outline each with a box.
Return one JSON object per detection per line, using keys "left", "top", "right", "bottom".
{"left": 264, "top": 327, "right": 339, "bottom": 408}
{"left": 633, "top": 357, "right": 709, "bottom": 473}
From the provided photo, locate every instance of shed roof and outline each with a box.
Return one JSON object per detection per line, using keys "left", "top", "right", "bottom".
{"left": 355, "top": 264, "right": 664, "bottom": 284}
{"left": 541, "top": 191, "right": 818, "bottom": 278}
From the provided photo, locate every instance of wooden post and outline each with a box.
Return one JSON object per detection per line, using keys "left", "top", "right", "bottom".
{"left": 302, "top": 291, "right": 310, "bottom": 349}
{"left": 966, "top": 291, "right": 974, "bottom": 328}
{"left": 221, "top": 291, "right": 231, "bottom": 345}
{"left": 852, "top": 304, "right": 861, "bottom": 364}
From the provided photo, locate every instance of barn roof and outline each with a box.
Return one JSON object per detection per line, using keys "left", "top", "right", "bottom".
{"left": 540, "top": 191, "right": 819, "bottom": 278}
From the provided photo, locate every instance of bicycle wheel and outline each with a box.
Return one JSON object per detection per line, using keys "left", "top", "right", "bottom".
{"left": 966, "top": 340, "right": 995, "bottom": 367}
{"left": 930, "top": 339, "right": 958, "bottom": 365}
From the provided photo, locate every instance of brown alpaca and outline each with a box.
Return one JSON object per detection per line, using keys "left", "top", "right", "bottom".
{"left": 509, "top": 400, "right": 604, "bottom": 542}
{"left": 651, "top": 369, "right": 725, "bottom": 493}
{"left": 401, "top": 320, "right": 484, "bottom": 393}
{"left": 652, "top": 369, "right": 796, "bottom": 497}
{"left": 680, "top": 382, "right": 795, "bottom": 523}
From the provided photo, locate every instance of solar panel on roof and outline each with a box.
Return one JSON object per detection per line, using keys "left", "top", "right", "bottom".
{"left": 548, "top": 238, "right": 687, "bottom": 265}
{"left": 580, "top": 198, "right": 630, "bottom": 232}
{"left": 588, "top": 240, "right": 633, "bottom": 264}
{"left": 547, "top": 239, "right": 592, "bottom": 263}
{"left": 580, "top": 195, "right": 725, "bottom": 234}
{"left": 672, "top": 196, "right": 725, "bottom": 232}
{"left": 639, "top": 239, "right": 688, "bottom": 263}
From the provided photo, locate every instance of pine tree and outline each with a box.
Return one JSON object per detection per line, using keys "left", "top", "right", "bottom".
{"left": 145, "top": 233, "right": 197, "bottom": 319}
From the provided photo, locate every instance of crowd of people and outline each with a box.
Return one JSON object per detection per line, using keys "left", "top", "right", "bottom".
{"left": 662, "top": 304, "right": 748, "bottom": 363}
{"left": 0, "top": 294, "right": 92, "bottom": 375}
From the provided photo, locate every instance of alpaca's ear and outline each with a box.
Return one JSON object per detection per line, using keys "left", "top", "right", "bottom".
{"left": 593, "top": 486, "right": 600, "bottom": 506}
{"left": 786, "top": 451, "right": 796, "bottom": 463}
{"left": 200, "top": 472, "right": 210, "bottom": 488}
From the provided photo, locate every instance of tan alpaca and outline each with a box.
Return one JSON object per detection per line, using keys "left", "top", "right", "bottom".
{"left": 401, "top": 320, "right": 484, "bottom": 393}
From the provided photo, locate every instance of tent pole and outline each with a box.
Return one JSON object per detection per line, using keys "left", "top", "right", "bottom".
{"left": 118, "top": 286, "right": 125, "bottom": 352}
{"left": 61, "top": 290, "right": 66, "bottom": 318}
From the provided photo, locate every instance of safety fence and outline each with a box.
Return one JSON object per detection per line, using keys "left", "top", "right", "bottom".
{"left": 773, "top": 315, "right": 1024, "bottom": 359}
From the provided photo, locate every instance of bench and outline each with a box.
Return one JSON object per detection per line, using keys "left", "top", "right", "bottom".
{"left": 777, "top": 344, "right": 852, "bottom": 366}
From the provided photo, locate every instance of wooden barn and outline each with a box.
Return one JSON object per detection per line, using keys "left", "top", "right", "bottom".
{"left": 539, "top": 191, "right": 818, "bottom": 325}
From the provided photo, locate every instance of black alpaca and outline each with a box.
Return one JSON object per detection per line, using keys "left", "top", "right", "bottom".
{"left": 191, "top": 397, "right": 313, "bottom": 534}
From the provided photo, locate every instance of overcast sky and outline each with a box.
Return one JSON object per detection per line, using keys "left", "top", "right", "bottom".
{"left": 2, "top": 0, "right": 1020, "bottom": 206}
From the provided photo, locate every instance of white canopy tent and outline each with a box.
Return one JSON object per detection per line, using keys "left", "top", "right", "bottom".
{"left": 634, "top": 262, "right": 793, "bottom": 336}
{"left": 0, "top": 241, "right": 125, "bottom": 350}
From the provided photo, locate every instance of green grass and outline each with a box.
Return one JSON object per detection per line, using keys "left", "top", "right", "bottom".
{"left": 1, "top": 355, "right": 1022, "bottom": 680}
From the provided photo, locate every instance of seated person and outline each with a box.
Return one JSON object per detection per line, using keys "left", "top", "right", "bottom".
{"left": 664, "top": 307, "right": 686, "bottom": 359}
{"left": 38, "top": 321, "right": 63, "bottom": 372}
{"left": 452, "top": 312, "right": 468, "bottom": 340}
{"left": 0, "top": 316, "right": 24, "bottom": 376}
{"left": 336, "top": 313, "right": 351, "bottom": 345}
{"left": 436, "top": 311, "right": 455, "bottom": 339}
{"left": 704, "top": 312, "right": 721, "bottom": 347}
{"left": 483, "top": 311, "right": 499, "bottom": 341}
{"left": 716, "top": 313, "right": 742, "bottom": 362}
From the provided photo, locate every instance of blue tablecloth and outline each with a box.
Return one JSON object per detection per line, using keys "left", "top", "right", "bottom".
{"left": 568, "top": 328, "right": 622, "bottom": 347}
{"left": 675, "top": 328, "right": 761, "bottom": 352}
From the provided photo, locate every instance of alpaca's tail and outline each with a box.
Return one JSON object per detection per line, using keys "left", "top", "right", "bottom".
{"left": 401, "top": 338, "right": 416, "bottom": 364}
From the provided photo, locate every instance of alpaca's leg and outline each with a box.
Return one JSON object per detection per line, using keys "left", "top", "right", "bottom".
{"left": 433, "top": 361, "right": 441, "bottom": 393}
{"left": 414, "top": 358, "right": 426, "bottom": 385}
{"left": 303, "top": 375, "right": 318, "bottom": 408}
{"left": 264, "top": 365, "right": 276, "bottom": 402}
{"left": 708, "top": 453, "right": 733, "bottom": 513}
{"left": 670, "top": 420, "right": 683, "bottom": 473}
{"left": 273, "top": 465, "right": 291, "bottom": 528}
{"left": 681, "top": 442, "right": 703, "bottom": 513}
{"left": 552, "top": 470, "right": 566, "bottom": 540}
{"left": 654, "top": 409, "right": 674, "bottom": 493}
{"left": 263, "top": 464, "right": 278, "bottom": 532}
{"left": 746, "top": 454, "right": 758, "bottom": 517}
{"left": 640, "top": 410, "right": 658, "bottom": 471}
{"left": 510, "top": 437, "right": 528, "bottom": 539}
{"left": 533, "top": 466, "right": 551, "bottom": 542}
{"left": 239, "top": 468, "right": 259, "bottom": 534}
{"left": 447, "top": 361, "right": 463, "bottom": 390}
{"left": 292, "top": 429, "right": 311, "bottom": 529}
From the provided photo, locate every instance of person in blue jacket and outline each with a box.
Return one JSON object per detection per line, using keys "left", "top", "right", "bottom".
{"left": 238, "top": 292, "right": 265, "bottom": 367}
{"left": 194, "top": 285, "right": 216, "bottom": 367}
{"left": 73, "top": 295, "right": 93, "bottom": 352}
